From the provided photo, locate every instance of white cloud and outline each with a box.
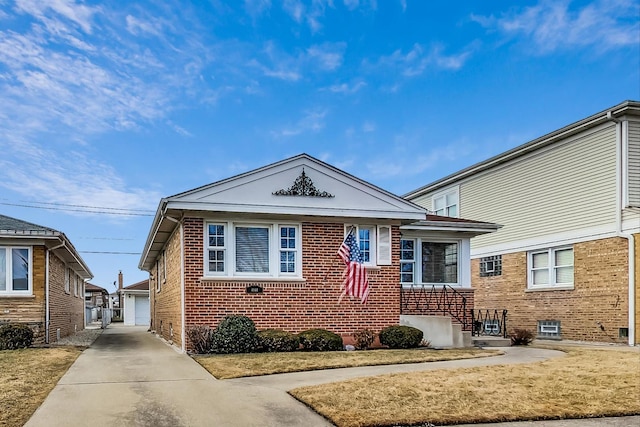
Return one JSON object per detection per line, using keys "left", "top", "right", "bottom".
{"left": 271, "top": 109, "right": 328, "bottom": 138}
{"left": 471, "top": 0, "right": 639, "bottom": 53}
{"left": 325, "top": 80, "right": 366, "bottom": 94}
{"left": 306, "top": 42, "right": 346, "bottom": 71}
{"left": 244, "top": 0, "right": 272, "bottom": 17}
{"left": 375, "top": 43, "right": 473, "bottom": 77}
{"left": 15, "top": 0, "right": 98, "bottom": 34}
{"left": 343, "top": 0, "right": 359, "bottom": 11}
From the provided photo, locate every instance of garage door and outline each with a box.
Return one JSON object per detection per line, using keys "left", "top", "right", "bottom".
{"left": 134, "top": 295, "right": 150, "bottom": 325}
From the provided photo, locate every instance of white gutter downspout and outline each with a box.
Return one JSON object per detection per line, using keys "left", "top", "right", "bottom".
{"left": 180, "top": 222, "right": 186, "bottom": 353}
{"left": 46, "top": 241, "right": 66, "bottom": 344}
{"left": 612, "top": 115, "right": 636, "bottom": 346}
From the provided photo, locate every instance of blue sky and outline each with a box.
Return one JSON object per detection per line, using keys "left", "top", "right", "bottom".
{"left": 1, "top": 0, "right": 638, "bottom": 292}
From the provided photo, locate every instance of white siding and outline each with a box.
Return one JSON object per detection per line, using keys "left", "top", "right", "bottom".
{"left": 462, "top": 124, "right": 617, "bottom": 249}
{"left": 628, "top": 120, "right": 640, "bottom": 207}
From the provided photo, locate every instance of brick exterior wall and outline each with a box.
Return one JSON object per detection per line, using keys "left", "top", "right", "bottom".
{"left": 635, "top": 233, "right": 640, "bottom": 345}
{"left": 175, "top": 218, "right": 402, "bottom": 352}
{"left": 150, "top": 226, "right": 183, "bottom": 347}
{"left": 472, "top": 236, "right": 630, "bottom": 343}
{"left": 0, "top": 245, "right": 85, "bottom": 344}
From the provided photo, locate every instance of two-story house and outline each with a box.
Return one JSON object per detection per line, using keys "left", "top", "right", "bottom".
{"left": 405, "top": 100, "right": 640, "bottom": 345}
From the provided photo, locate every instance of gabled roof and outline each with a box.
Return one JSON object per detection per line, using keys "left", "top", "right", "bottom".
{"left": 123, "top": 279, "right": 149, "bottom": 291}
{"left": 0, "top": 214, "right": 93, "bottom": 279}
{"left": 404, "top": 100, "right": 640, "bottom": 199}
{"left": 140, "top": 153, "right": 428, "bottom": 270}
{"left": 85, "top": 283, "right": 109, "bottom": 294}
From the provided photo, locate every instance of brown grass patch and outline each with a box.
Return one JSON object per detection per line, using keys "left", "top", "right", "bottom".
{"left": 0, "top": 347, "right": 82, "bottom": 427}
{"left": 194, "top": 348, "right": 500, "bottom": 379}
{"left": 290, "top": 348, "right": 640, "bottom": 427}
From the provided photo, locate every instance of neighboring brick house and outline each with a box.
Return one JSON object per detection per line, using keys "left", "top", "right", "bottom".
{"left": 405, "top": 100, "right": 640, "bottom": 345}
{"left": 0, "top": 214, "right": 93, "bottom": 343}
{"left": 139, "top": 154, "right": 498, "bottom": 352}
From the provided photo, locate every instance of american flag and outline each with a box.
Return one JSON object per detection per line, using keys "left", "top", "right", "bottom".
{"left": 337, "top": 232, "right": 369, "bottom": 304}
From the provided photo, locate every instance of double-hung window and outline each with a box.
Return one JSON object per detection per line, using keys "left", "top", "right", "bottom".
{"left": 205, "top": 222, "right": 301, "bottom": 277}
{"left": 528, "top": 247, "right": 574, "bottom": 289}
{"left": 400, "top": 239, "right": 460, "bottom": 286}
{"left": 0, "top": 247, "right": 31, "bottom": 295}
{"left": 344, "top": 225, "right": 391, "bottom": 266}
{"left": 432, "top": 188, "right": 459, "bottom": 217}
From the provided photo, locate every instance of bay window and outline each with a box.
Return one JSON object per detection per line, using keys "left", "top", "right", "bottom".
{"left": 0, "top": 247, "right": 31, "bottom": 295}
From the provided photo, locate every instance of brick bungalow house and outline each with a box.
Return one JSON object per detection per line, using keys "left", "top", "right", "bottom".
{"left": 139, "top": 154, "right": 498, "bottom": 352}
{"left": 0, "top": 214, "right": 93, "bottom": 343}
{"left": 405, "top": 100, "right": 640, "bottom": 345}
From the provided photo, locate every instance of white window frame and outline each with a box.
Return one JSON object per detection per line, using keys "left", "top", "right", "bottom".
{"left": 400, "top": 238, "right": 416, "bottom": 284}
{"left": 64, "top": 267, "right": 71, "bottom": 293}
{"left": 344, "top": 225, "right": 377, "bottom": 267}
{"left": 204, "top": 221, "right": 301, "bottom": 278}
{"left": 74, "top": 274, "right": 78, "bottom": 297}
{"left": 0, "top": 246, "right": 33, "bottom": 296}
{"left": 431, "top": 187, "right": 459, "bottom": 218}
{"left": 528, "top": 247, "right": 574, "bottom": 289}
{"left": 400, "top": 238, "right": 462, "bottom": 287}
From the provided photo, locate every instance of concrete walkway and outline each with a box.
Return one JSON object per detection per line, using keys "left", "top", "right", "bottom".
{"left": 26, "top": 325, "right": 639, "bottom": 427}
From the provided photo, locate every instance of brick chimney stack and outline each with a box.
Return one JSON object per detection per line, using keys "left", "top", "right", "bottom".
{"left": 118, "top": 271, "right": 123, "bottom": 290}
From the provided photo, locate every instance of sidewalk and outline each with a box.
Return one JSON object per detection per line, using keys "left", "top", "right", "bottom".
{"left": 26, "top": 325, "right": 639, "bottom": 427}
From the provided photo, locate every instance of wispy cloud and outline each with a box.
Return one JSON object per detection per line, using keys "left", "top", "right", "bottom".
{"left": 271, "top": 109, "right": 328, "bottom": 138}
{"left": 373, "top": 42, "right": 473, "bottom": 77}
{"left": 324, "top": 80, "right": 366, "bottom": 94}
{"left": 471, "top": 0, "right": 639, "bottom": 54}
{"left": 307, "top": 42, "right": 346, "bottom": 71}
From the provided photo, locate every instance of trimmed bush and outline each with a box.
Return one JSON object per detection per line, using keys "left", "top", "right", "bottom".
{"left": 0, "top": 323, "right": 34, "bottom": 350}
{"left": 352, "top": 328, "right": 376, "bottom": 350}
{"left": 298, "top": 328, "right": 343, "bottom": 351}
{"left": 186, "top": 325, "right": 216, "bottom": 354}
{"left": 211, "top": 315, "right": 259, "bottom": 354}
{"left": 510, "top": 328, "right": 535, "bottom": 346}
{"left": 258, "top": 329, "right": 300, "bottom": 352}
{"left": 379, "top": 325, "right": 423, "bottom": 349}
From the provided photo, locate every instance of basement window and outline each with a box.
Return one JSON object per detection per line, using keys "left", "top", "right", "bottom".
{"left": 537, "top": 320, "right": 561, "bottom": 339}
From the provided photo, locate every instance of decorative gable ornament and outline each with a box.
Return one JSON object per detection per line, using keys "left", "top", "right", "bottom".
{"left": 273, "top": 169, "right": 334, "bottom": 198}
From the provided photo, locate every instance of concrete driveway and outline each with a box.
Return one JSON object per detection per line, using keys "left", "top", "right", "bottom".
{"left": 26, "top": 324, "right": 639, "bottom": 427}
{"left": 25, "top": 324, "right": 331, "bottom": 427}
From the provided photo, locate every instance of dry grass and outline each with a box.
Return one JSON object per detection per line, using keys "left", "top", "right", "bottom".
{"left": 195, "top": 348, "right": 501, "bottom": 379}
{"left": 0, "top": 347, "right": 82, "bottom": 427}
{"left": 290, "top": 348, "right": 640, "bottom": 427}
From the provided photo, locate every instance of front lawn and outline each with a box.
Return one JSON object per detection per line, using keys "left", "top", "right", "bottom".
{"left": 194, "top": 348, "right": 500, "bottom": 379}
{"left": 0, "top": 347, "right": 82, "bottom": 427}
{"left": 290, "top": 348, "right": 640, "bottom": 427}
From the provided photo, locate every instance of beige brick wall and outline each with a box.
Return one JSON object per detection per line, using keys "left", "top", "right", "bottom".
{"left": 473, "top": 237, "right": 630, "bottom": 343}
{"left": 0, "top": 246, "right": 84, "bottom": 343}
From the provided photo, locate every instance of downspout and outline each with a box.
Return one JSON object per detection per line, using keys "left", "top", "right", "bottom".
{"left": 612, "top": 115, "right": 636, "bottom": 346}
{"left": 180, "top": 221, "right": 186, "bottom": 353}
{"left": 46, "top": 240, "right": 66, "bottom": 344}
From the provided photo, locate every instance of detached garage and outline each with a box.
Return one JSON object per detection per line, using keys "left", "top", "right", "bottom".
{"left": 122, "top": 279, "right": 150, "bottom": 326}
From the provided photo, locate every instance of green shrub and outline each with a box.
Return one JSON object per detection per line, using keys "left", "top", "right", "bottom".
{"left": 0, "top": 323, "right": 34, "bottom": 350}
{"left": 186, "top": 325, "right": 216, "bottom": 354}
{"left": 211, "top": 315, "right": 259, "bottom": 354}
{"left": 379, "top": 325, "right": 423, "bottom": 349}
{"left": 510, "top": 328, "right": 535, "bottom": 346}
{"left": 258, "top": 329, "right": 300, "bottom": 352}
{"left": 352, "top": 328, "right": 376, "bottom": 350}
{"left": 298, "top": 328, "right": 343, "bottom": 351}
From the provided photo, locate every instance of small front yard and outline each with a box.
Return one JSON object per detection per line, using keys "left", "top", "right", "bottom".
{"left": 194, "top": 348, "right": 501, "bottom": 379}
{"left": 289, "top": 347, "right": 640, "bottom": 427}
{"left": 0, "top": 347, "right": 82, "bottom": 427}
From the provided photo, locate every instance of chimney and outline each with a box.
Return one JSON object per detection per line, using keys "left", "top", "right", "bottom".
{"left": 118, "top": 271, "right": 123, "bottom": 290}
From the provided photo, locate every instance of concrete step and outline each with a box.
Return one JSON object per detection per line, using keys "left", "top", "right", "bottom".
{"left": 472, "top": 336, "right": 511, "bottom": 347}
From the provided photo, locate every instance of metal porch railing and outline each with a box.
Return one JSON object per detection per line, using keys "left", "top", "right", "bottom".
{"left": 400, "top": 284, "right": 470, "bottom": 331}
{"left": 471, "top": 309, "right": 508, "bottom": 338}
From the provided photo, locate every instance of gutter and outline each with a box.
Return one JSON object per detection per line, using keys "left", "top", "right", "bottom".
{"left": 612, "top": 116, "right": 636, "bottom": 346}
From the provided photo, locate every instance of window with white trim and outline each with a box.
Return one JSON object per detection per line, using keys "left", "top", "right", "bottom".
{"left": 400, "top": 239, "right": 415, "bottom": 283}
{"left": 480, "top": 255, "right": 502, "bottom": 277}
{"left": 74, "top": 274, "right": 78, "bottom": 297}
{"left": 528, "top": 247, "right": 574, "bottom": 289}
{"left": 0, "top": 247, "right": 31, "bottom": 295}
{"left": 345, "top": 225, "right": 391, "bottom": 266}
{"left": 65, "top": 267, "right": 71, "bottom": 293}
{"left": 432, "top": 188, "right": 459, "bottom": 217}
{"left": 205, "top": 222, "right": 301, "bottom": 277}
{"left": 400, "top": 238, "right": 461, "bottom": 286}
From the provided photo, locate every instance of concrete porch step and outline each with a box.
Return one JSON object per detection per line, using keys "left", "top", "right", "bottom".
{"left": 472, "top": 336, "right": 511, "bottom": 347}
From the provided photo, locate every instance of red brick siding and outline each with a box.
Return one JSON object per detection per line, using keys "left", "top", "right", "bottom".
{"left": 472, "top": 237, "right": 630, "bottom": 343}
{"left": 181, "top": 219, "right": 403, "bottom": 351}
